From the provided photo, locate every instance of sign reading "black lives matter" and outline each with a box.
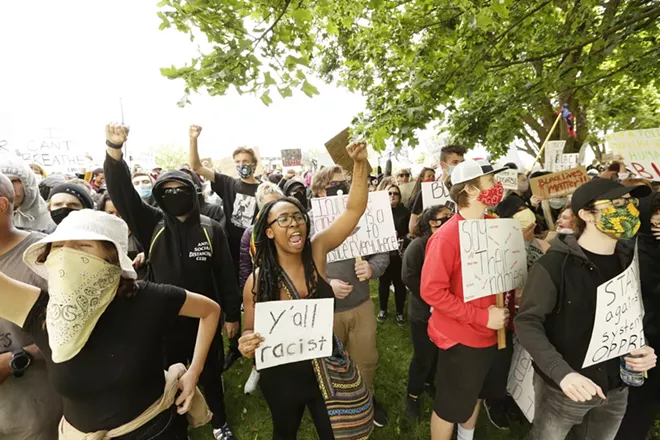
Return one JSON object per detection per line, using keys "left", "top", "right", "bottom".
{"left": 311, "top": 191, "right": 397, "bottom": 263}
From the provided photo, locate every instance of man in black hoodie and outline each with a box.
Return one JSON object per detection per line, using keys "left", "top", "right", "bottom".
{"left": 615, "top": 190, "right": 660, "bottom": 440}
{"left": 282, "top": 178, "right": 309, "bottom": 211}
{"left": 515, "top": 179, "right": 655, "bottom": 440}
{"left": 103, "top": 124, "right": 239, "bottom": 440}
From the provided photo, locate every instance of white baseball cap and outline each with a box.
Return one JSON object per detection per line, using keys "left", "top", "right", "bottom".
{"left": 23, "top": 209, "right": 137, "bottom": 280}
{"left": 451, "top": 159, "right": 508, "bottom": 185}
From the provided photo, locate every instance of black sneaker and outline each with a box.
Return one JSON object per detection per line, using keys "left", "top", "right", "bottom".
{"left": 223, "top": 350, "right": 242, "bottom": 372}
{"left": 483, "top": 398, "right": 510, "bottom": 430}
{"left": 404, "top": 395, "right": 421, "bottom": 420}
{"left": 373, "top": 397, "right": 389, "bottom": 427}
{"left": 424, "top": 382, "right": 436, "bottom": 398}
{"left": 213, "top": 423, "right": 236, "bottom": 440}
{"left": 377, "top": 310, "right": 387, "bottom": 323}
{"left": 396, "top": 314, "right": 406, "bottom": 326}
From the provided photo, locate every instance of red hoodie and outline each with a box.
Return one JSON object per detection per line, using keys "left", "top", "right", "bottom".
{"left": 421, "top": 214, "right": 498, "bottom": 348}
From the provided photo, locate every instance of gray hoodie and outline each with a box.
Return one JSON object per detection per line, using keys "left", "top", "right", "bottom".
{"left": 327, "top": 254, "right": 390, "bottom": 313}
{"left": 0, "top": 155, "right": 54, "bottom": 231}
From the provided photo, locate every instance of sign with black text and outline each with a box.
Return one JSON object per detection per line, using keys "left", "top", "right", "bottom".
{"left": 459, "top": 219, "right": 527, "bottom": 302}
{"left": 254, "top": 298, "right": 334, "bottom": 370}
{"left": 608, "top": 128, "right": 660, "bottom": 180}
{"left": 507, "top": 337, "right": 535, "bottom": 423}
{"left": 495, "top": 169, "right": 518, "bottom": 190}
{"left": 582, "top": 250, "right": 645, "bottom": 368}
{"left": 421, "top": 181, "right": 455, "bottom": 210}
{"left": 311, "top": 191, "right": 397, "bottom": 263}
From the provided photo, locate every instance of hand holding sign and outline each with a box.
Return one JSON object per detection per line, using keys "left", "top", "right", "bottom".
{"left": 486, "top": 305, "right": 510, "bottom": 330}
{"left": 238, "top": 332, "right": 265, "bottom": 358}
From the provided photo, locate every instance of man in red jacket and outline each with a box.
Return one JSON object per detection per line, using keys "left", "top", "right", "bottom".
{"left": 421, "top": 159, "right": 510, "bottom": 440}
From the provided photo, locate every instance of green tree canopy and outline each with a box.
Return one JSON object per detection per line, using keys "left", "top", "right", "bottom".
{"left": 159, "top": 0, "right": 660, "bottom": 159}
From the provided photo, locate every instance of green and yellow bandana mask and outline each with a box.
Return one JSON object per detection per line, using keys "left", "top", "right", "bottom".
{"left": 595, "top": 200, "right": 641, "bottom": 240}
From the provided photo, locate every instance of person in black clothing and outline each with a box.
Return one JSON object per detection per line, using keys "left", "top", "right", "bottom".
{"left": 0, "top": 209, "right": 220, "bottom": 439}
{"left": 46, "top": 183, "right": 95, "bottom": 227}
{"left": 282, "top": 178, "right": 309, "bottom": 211}
{"left": 180, "top": 167, "right": 227, "bottom": 231}
{"left": 103, "top": 123, "right": 240, "bottom": 440}
{"left": 377, "top": 184, "right": 410, "bottom": 325}
{"left": 188, "top": 125, "right": 260, "bottom": 371}
{"left": 402, "top": 205, "right": 452, "bottom": 420}
{"left": 238, "top": 140, "right": 370, "bottom": 440}
{"left": 515, "top": 178, "right": 656, "bottom": 440}
{"left": 615, "top": 191, "right": 660, "bottom": 440}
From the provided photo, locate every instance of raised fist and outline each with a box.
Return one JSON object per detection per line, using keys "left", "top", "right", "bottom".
{"left": 105, "top": 123, "right": 129, "bottom": 145}
{"left": 346, "top": 140, "right": 368, "bottom": 162}
{"left": 189, "top": 125, "right": 202, "bottom": 139}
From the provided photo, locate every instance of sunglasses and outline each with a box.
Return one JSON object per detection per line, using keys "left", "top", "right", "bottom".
{"left": 388, "top": 192, "right": 401, "bottom": 196}
{"left": 429, "top": 217, "right": 447, "bottom": 224}
{"left": 268, "top": 212, "right": 307, "bottom": 228}
{"left": 593, "top": 197, "right": 639, "bottom": 209}
{"left": 163, "top": 187, "right": 192, "bottom": 195}
{"left": 398, "top": 173, "right": 410, "bottom": 178}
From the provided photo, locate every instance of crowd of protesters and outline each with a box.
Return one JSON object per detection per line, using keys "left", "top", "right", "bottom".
{"left": 1, "top": 125, "right": 659, "bottom": 440}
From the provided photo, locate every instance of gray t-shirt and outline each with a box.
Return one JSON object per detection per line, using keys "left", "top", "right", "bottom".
{"left": 0, "top": 232, "right": 61, "bottom": 440}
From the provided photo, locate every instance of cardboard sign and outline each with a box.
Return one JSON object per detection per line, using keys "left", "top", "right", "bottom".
{"left": 507, "top": 337, "right": 535, "bottom": 423}
{"left": 530, "top": 166, "right": 589, "bottom": 200}
{"left": 281, "top": 149, "right": 302, "bottom": 167}
{"left": 607, "top": 128, "right": 660, "bottom": 181}
{"left": 254, "top": 298, "right": 334, "bottom": 370}
{"left": 399, "top": 181, "right": 415, "bottom": 206}
{"left": 495, "top": 169, "right": 518, "bottom": 190}
{"left": 421, "top": 181, "right": 455, "bottom": 210}
{"left": 311, "top": 191, "right": 397, "bottom": 263}
{"left": 324, "top": 128, "right": 372, "bottom": 174}
{"left": 459, "top": 219, "right": 527, "bottom": 302}
{"left": 582, "top": 249, "right": 645, "bottom": 368}
{"left": 545, "top": 140, "right": 566, "bottom": 171}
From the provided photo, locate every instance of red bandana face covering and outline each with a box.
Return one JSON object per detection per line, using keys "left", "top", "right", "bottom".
{"left": 477, "top": 182, "right": 504, "bottom": 206}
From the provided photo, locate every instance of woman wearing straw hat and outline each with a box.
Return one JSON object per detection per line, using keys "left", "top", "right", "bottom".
{"left": 0, "top": 209, "right": 220, "bottom": 439}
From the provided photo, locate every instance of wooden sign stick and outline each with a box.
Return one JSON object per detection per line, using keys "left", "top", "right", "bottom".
{"left": 528, "top": 112, "right": 563, "bottom": 174}
{"left": 496, "top": 293, "right": 507, "bottom": 350}
{"left": 356, "top": 256, "right": 366, "bottom": 282}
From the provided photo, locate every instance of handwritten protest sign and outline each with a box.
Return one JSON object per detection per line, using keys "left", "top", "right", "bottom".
{"left": 582, "top": 249, "right": 645, "bottom": 368}
{"left": 324, "top": 128, "right": 372, "bottom": 174}
{"left": 459, "top": 219, "right": 527, "bottom": 302}
{"left": 545, "top": 141, "right": 566, "bottom": 171}
{"left": 607, "top": 128, "right": 660, "bottom": 181}
{"left": 254, "top": 298, "right": 334, "bottom": 370}
{"left": 554, "top": 153, "right": 579, "bottom": 171}
{"left": 311, "top": 191, "right": 397, "bottom": 263}
{"left": 14, "top": 139, "right": 86, "bottom": 174}
{"left": 507, "top": 337, "right": 535, "bottom": 423}
{"left": 421, "top": 181, "right": 455, "bottom": 210}
{"left": 495, "top": 169, "right": 518, "bottom": 190}
{"left": 281, "top": 149, "right": 302, "bottom": 167}
{"left": 530, "top": 166, "right": 589, "bottom": 200}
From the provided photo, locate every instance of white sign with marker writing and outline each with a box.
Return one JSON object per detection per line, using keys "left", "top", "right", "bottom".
{"left": 582, "top": 250, "right": 645, "bottom": 368}
{"left": 459, "top": 219, "right": 527, "bottom": 302}
{"left": 421, "top": 181, "right": 455, "bottom": 210}
{"left": 495, "top": 169, "right": 518, "bottom": 190}
{"left": 545, "top": 141, "right": 566, "bottom": 172}
{"left": 507, "top": 337, "right": 535, "bottom": 423}
{"left": 311, "top": 191, "right": 397, "bottom": 263}
{"left": 254, "top": 298, "right": 334, "bottom": 370}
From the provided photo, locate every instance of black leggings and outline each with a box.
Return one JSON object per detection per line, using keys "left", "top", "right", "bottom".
{"left": 116, "top": 406, "right": 187, "bottom": 440}
{"left": 165, "top": 332, "right": 227, "bottom": 429}
{"left": 260, "top": 361, "right": 334, "bottom": 440}
{"left": 407, "top": 319, "right": 438, "bottom": 396}
{"left": 378, "top": 254, "right": 406, "bottom": 314}
{"left": 614, "top": 364, "right": 660, "bottom": 440}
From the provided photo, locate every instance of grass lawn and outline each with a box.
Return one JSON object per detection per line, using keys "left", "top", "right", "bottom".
{"left": 190, "top": 281, "right": 532, "bottom": 440}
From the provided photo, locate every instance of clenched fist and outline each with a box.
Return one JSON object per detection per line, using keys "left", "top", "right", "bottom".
{"left": 106, "top": 123, "right": 129, "bottom": 145}
{"left": 189, "top": 125, "right": 202, "bottom": 139}
{"left": 346, "top": 140, "right": 368, "bottom": 162}
{"left": 486, "top": 305, "right": 510, "bottom": 330}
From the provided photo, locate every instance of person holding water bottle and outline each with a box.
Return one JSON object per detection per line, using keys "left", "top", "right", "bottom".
{"left": 516, "top": 178, "right": 657, "bottom": 440}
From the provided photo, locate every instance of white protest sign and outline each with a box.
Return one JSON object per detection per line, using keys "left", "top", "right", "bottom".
{"left": 254, "top": 298, "right": 334, "bottom": 370}
{"left": 311, "top": 191, "right": 398, "bottom": 263}
{"left": 507, "top": 337, "right": 535, "bottom": 423}
{"left": 582, "top": 250, "right": 645, "bottom": 368}
{"left": 494, "top": 169, "right": 518, "bottom": 190}
{"left": 545, "top": 141, "right": 566, "bottom": 172}
{"left": 555, "top": 153, "right": 579, "bottom": 171}
{"left": 421, "top": 181, "right": 455, "bottom": 210}
{"left": 607, "top": 128, "right": 660, "bottom": 181}
{"left": 459, "top": 219, "right": 527, "bottom": 302}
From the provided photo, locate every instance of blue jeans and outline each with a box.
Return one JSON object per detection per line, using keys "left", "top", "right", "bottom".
{"left": 529, "top": 373, "right": 628, "bottom": 440}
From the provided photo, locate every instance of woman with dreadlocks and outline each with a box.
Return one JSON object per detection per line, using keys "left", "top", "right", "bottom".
{"left": 238, "top": 141, "right": 369, "bottom": 440}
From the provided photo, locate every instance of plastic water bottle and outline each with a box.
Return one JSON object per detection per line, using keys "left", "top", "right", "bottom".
{"left": 620, "top": 355, "right": 645, "bottom": 387}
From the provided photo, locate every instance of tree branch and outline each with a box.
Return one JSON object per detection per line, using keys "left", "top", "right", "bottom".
{"left": 249, "top": 0, "right": 293, "bottom": 54}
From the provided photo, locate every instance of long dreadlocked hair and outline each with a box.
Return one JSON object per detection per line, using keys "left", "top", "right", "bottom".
{"left": 251, "top": 197, "right": 319, "bottom": 304}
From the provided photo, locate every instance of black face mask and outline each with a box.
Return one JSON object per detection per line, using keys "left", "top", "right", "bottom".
{"left": 326, "top": 183, "right": 349, "bottom": 197}
{"left": 50, "top": 207, "right": 77, "bottom": 225}
{"left": 161, "top": 188, "right": 194, "bottom": 216}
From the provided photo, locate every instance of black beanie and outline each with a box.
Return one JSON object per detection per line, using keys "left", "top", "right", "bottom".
{"left": 49, "top": 183, "right": 94, "bottom": 209}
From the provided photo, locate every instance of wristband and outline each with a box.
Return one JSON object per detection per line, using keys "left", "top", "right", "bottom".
{"left": 106, "top": 140, "right": 124, "bottom": 149}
